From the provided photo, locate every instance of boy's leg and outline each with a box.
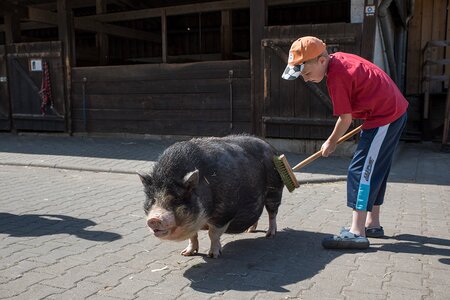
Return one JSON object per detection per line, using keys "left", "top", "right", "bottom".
{"left": 366, "top": 205, "right": 380, "bottom": 228}
{"left": 350, "top": 209, "right": 368, "bottom": 237}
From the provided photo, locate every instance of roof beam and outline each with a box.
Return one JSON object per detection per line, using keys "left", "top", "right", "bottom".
{"left": 0, "top": 4, "right": 161, "bottom": 43}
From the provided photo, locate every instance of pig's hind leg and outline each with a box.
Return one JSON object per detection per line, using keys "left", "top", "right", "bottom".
{"left": 264, "top": 189, "right": 282, "bottom": 238}
{"left": 181, "top": 233, "right": 199, "bottom": 256}
{"left": 246, "top": 221, "right": 258, "bottom": 232}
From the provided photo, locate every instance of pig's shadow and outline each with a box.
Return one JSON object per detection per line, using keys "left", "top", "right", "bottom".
{"left": 184, "top": 229, "right": 347, "bottom": 293}
{"left": 0, "top": 212, "right": 121, "bottom": 242}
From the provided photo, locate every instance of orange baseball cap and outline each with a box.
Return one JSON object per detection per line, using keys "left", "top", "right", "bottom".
{"left": 281, "top": 36, "right": 326, "bottom": 80}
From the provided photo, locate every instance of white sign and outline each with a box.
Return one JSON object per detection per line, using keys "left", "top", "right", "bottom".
{"left": 365, "top": 5, "right": 376, "bottom": 16}
{"left": 30, "top": 59, "right": 43, "bottom": 71}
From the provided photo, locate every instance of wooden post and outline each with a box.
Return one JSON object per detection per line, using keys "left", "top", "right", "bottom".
{"left": 250, "top": 0, "right": 267, "bottom": 136}
{"left": 96, "top": 0, "right": 109, "bottom": 65}
{"left": 4, "top": 13, "right": 21, "bottom": 44}
{"left": 360, "top": 0, "right": 378, "bottom": 61}
{"left": 161, "top": 9, "right": 167, "bottom": 63}
{"left": 58, "top": 0, "right": 75, "bottom": 134}
{"left": 221, "top": 10, "right": 232, "bottom": 60}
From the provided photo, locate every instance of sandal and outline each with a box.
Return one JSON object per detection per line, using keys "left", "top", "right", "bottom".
{"left": 322, "top": 230, "right": 370, "bottom": 249}
{"left": 365, "top": 226, "right": 384, "bottom": 238}
{"left": 341, "top": 226, "right": 384, "bottom": 238}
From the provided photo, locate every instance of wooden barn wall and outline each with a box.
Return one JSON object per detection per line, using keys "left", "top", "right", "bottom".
{"left": 71, "top": 60, "right": 251, "bottom": 136}
{"left": 406, "top": 0, "right": 449, "bottom": 96}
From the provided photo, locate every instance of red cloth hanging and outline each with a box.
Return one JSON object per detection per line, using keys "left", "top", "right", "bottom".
{"left": 39, "top": 61, "right": 52, "bottom": 115}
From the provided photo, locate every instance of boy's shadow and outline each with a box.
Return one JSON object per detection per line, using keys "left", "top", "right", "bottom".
{"left": 0, "top": 212, "right": 121, "bottom": 242}
{"left": 183, "top": 229, "right": 450, "bottom": 293}
{"left": 375, "top": 234, "right": 450, "bottom": 261}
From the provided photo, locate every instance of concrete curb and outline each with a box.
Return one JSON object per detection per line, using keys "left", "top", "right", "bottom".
{"left": 0, "top": 161, "right": 348, "bottom": 184}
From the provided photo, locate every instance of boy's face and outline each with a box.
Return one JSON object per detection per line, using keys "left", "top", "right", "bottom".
{"left": 299, "top": 56, "right": 328, "bottom": 83}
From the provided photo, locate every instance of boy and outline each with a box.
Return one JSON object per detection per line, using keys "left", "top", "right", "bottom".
{"left": 282, "top": 36, "right": 408, "bottom": 249}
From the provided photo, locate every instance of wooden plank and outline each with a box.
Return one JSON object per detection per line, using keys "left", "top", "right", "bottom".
{"left": 71, "top": 78, "right": 250, "bottom": 95}
{"left": 70, "top": 94, "right": 251, "bottom": 110}
{"left": 58, "top": 0, "right": 74, "bottom": 133}
{"left": 71, "top": 119, "right": 252, "bottom": 136}
{"left": 161, "top": 9, "right": 167, "bottom": 63}
{"left": 96, "top": 0, "right": 109, "bottom": 65}
{"left": 0, "top": 45, "right": 11, "bottom": 130}
{"left": 250, "top": 0, "right": 267, "bottom": 136}
{"left": 80, "top": 0, "right": 249, "bottom": 23}
{"left": 71, "top": 60, "right": 250, "bottom": 82}
{"left": 446, "top": 0, "right": 450, "bottom": 82}
{"left": 4, "top": 13, "right": 21, "bottom": 44}
{"left": 360, "top": 0, "right": 378, "bottom": 61}
{"left": 221, "top": 10, "right": 233, "bottom": 60}
{"left": 406, "top": 0, "right": 423, "bottom": 95}
{"left": 71, "top": 108, "right": 250, "bottom": 122}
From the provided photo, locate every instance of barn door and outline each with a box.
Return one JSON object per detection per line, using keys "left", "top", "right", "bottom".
{"left": 0, "top": 46, "right": 11, "bottom": 131}
{"left": 261, "top": 23, "right": 362, "bottom": 140}
{"left": 6, "top": 42, "right": 66, "bottom": 132}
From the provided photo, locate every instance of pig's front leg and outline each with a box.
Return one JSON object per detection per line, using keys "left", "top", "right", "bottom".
{"left": 207, "top": 223, "right": 229, "bottom": 258}
{"left": 181, "top": 233, "right": 199, "bottom": 256}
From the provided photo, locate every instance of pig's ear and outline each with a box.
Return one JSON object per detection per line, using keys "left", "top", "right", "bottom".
{"left": 183, "top": 169, "right": 199, "bottom": 189}
{"left": 137, "top": 171, "right": 152, "bottom": 185}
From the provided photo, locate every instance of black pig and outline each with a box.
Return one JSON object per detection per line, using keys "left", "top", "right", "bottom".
{"left": 139, "top": 135, "right": 283, "bottom": 258}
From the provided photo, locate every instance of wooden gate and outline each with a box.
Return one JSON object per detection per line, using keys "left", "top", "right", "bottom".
{"left": 261, "top": 23, "right": 362, "bottom": 139}
{"left": 0, "top": 46, "right": 10, "bottom": 131}
{"left": 6, "top": 42, "right": 66, "bottom": 132}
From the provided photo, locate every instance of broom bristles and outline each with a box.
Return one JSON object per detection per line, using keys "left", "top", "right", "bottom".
{"left": 273, "top": 154, "right": 299, "bottom": 192}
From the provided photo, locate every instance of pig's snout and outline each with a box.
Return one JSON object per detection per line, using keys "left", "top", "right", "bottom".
{"left": 146, "top": 209, "right": 176, "bottom": 238}
{"left": 147, "top": 217, "right": 161, "bottom": 229}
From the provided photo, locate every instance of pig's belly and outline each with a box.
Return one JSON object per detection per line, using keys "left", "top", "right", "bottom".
{"left": 225, "top": 206, "right": 264, "bottom": 234}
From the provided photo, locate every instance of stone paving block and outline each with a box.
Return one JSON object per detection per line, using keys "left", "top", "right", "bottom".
{"left": 342, "top": 289, "right": 387, "bottom": 300}
{"left": 383, "top": 271, "right": 426, "bottom": 290}
{"left": 385, "top": 286, "right": 429, "bottom": 299}
{"left": 0, "top": 259, "right": 47, "bottom": 281}
{"left": 390, "top": 257, "right": 424, "bottom": 273}
{"left": 423, "top": 267, "right": 450, "bottom": 286}
{"left": 40, "top": 266, "right": 100, "bottom": 289}
{"left": 85, "top": 266, "right": 135, "bottom": 286}
{"left": 177, "top": 289, "right": 223, "bottom": 300}
{"left": 344, "top": 273, "right": 386, "bottom": 294}
{"left": 47, "top": 280, "right": 105, "bottom": 299}
{"left": 423, "top": 283, "right": 450, "bottom": 300}
{"left": 0, "top": 271, "right": 56, "bottom": 296}
{"left": 96, "top": 277, "right": 154, "bottom": 299}
{"left": 7, "top": 283, "right": 64, "bottom": 300}
{"left": 0, "top": 287, "right": 18, "bottom": 299}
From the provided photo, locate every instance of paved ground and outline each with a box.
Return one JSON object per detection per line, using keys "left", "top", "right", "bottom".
{"left": 0, "top": 134, "right": 449, "bottom": 299}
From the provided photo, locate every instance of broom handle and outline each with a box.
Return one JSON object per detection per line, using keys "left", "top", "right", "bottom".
{"left": 292, "top": 125, "right": 362, "bottom": 171}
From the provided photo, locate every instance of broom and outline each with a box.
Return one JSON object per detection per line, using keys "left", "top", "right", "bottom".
{"left": 273, "top": 125, "right": 362, "bottom": 192}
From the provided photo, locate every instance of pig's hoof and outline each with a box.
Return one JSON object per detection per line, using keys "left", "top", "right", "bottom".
{"left": 181, "top": 247, "right": 198, "bottom": 256}
{"left": 265, "top": 230, "right": 276, "bottom": 238}
{"left": 246, "top": 222, "right": 258, "bottom": 233}
{"left": 207, "top": 249, "right": 222, "bottom": 258}
{"left": 208, "top": 251, "right": 222, "bottom": 258}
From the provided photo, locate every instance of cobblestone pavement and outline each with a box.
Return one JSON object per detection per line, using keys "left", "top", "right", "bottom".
{"left": 0, "top": 134, "right": 449, "bottom": 299}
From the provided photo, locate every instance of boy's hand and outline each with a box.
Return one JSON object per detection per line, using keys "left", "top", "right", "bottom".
{"left": 321, "top": 139, "right": 337, "bottom": 157}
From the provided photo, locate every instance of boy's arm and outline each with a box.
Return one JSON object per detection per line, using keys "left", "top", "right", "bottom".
{"left": 321, "top": 113, "right": 353, "bottom": 157}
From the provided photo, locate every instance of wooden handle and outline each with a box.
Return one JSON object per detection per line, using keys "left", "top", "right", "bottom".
{"left": 291, "top": 125, "right": 362, "bottom": 171}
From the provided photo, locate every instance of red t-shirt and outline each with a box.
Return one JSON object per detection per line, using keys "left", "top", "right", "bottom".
{"left": 326, "top": 52, "right": 408, "bottom": 129}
